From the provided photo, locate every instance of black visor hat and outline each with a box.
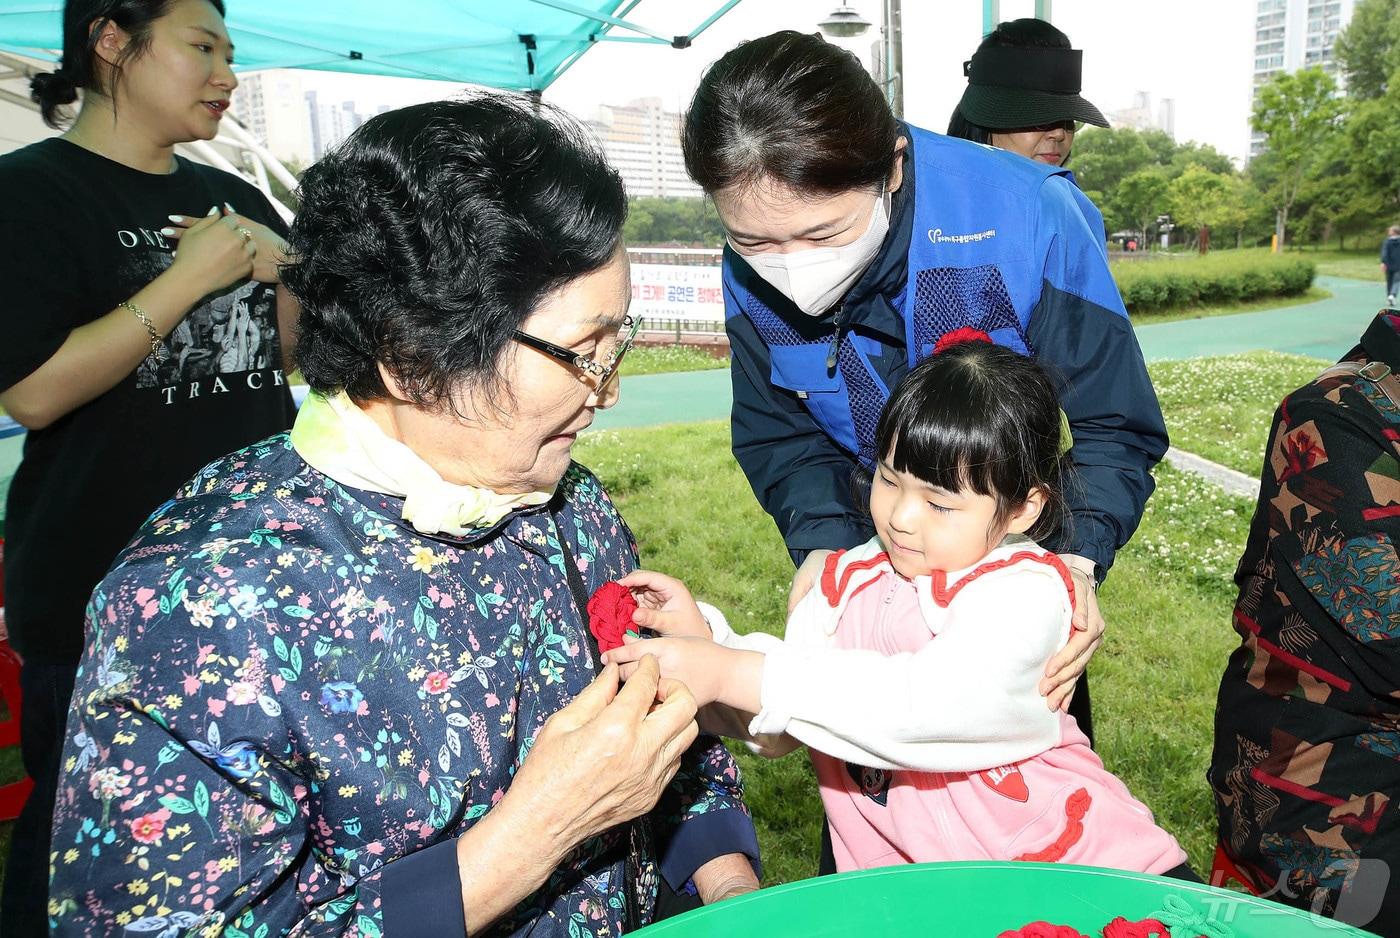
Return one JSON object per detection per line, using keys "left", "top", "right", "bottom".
{"left": 956, "top": 45, "right": 1108, "bottom": 131}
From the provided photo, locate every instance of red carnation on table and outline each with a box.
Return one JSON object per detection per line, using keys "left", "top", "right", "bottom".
{"left": 934, "top": 326, "right": 993, "bottom": 355}
{"left": 996, "top": 923, "right": 1089, "bottom": 938}
{"left": 587, "top": 581, "right": 639, "bottom": 653}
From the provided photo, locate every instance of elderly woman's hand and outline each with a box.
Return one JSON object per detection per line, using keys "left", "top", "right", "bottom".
{"left": 521, "top": 658, "right": 698, "bottom": 847}
{"left": 1038, "top": 561, "right": 1105, "bottom": 711}
{"left": 452, "top": 660, "right": 698, "bottom": 930}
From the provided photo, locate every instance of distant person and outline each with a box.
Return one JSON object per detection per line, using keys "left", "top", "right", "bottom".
{"left": 946, "top": 18, "right": 1109, "bottom": 168}
{"left": 1210, "top": 309, "right": 1400, "bottom": 934}
{"left": 1127, "top": 238, "right": 1138, "bottom": 252}
{"left": 0, "top": 1, "right": 297, "bottom": 931}
{"left": 1383, "top": 224, "right": 1400, "bottom": 306}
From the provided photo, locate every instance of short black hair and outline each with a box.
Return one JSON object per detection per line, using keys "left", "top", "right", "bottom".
{"left": 283, "top": 95, "right": 627, "bottom": 411}
{"left": 874, "top": 341, "right": 1069, "bottom": 543}
{"left": 683, "top": 30, "right": 899, "bottom": 197}
{"left": 33, "top": 0, "right": 227, "bottom": 128}
{"left": 945, "top": 18, "right": 1072, "bottom": 144}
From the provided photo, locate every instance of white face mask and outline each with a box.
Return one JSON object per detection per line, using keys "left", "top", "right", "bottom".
{"left": 732, "top": 187, "right": 891, "bottom": 317}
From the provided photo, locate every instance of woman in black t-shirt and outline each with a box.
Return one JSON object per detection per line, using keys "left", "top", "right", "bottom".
{"left": 0, "top": 2, "right": 298, "bottom": 932}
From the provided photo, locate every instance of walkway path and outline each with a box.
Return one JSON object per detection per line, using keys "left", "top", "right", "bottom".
{"left": 593, "top": 275, "right": 1383, "bottom": 430}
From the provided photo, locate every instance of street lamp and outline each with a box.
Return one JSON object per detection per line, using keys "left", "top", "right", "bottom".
{"left": 818, "top": 5, "right": 872, "bottom": 38}
{"left": 818, "top": 4, "right": 901, "bottom": 118}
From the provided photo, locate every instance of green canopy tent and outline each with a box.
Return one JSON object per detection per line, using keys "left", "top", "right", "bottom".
{"left": 0, "top": 0, "right": 743, "bottom": 91}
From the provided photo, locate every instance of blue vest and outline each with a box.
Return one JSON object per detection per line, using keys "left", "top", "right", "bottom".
{"left": 726, "top": 126, "right": 1097, "bottom": 468}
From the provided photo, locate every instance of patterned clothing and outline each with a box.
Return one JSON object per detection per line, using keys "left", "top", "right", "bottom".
{"left": 1210, "top": 312, "right": 1400, "bottom": 933}
{"left": 48, "top": 434, "right": 754, "bottom": 937}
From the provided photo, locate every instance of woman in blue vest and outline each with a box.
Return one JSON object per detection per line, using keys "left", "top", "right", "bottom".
{"left": 681, "top": 30, "right": 1167, "bottom": 761}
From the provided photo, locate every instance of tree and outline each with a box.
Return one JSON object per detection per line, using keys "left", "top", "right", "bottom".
{"left": 1295, "top": 128, "right": 1390, "bottom": 248}
{"left": 1334, "top": 0, "right": 1400, "bottom": 102}
{"left": 1169, "top": 142, "right": 1236, "bottom": 177}
{"left": 1212, "top": 175, "right": 1253, "bottom": 248}
{"left": 1342, "top": 91, "right": 1400, "bottom": 216}
{"left": 1111, "top": 169, "right": 1169, "bottom": 247}
{"left": 267, "top": 157, "right": 305, "bottom": 212}
{"left": 1067, "top": 127, "right": 1155, "bottom": 205}
{"left": 622, "top": 198, "right": 727, "bottom": 246}
{"left": 1251, "top": 67, "right": 1343, "bottom": 248}
{"left": 1137, "top": 128, "right": 1178, "bottom": 167}
{"left": 1167, "top": 165, "right": 1232, "bottom": 251}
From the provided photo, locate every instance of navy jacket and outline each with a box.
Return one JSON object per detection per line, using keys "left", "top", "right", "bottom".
{"left": 1382, "top": 235, "right": 1400, "bottom": 274}
{"left": 725, "top": 126, "right": 1168, "bottom": 577}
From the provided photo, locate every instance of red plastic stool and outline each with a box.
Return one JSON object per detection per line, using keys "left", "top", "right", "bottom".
{"left": 0, "top": 536, "right": 34, "bottom": 822}
{"left": 1210, "top": 841, "right": 1263, "bottom": 895}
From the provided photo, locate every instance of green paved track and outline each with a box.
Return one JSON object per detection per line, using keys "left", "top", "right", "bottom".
{"left": 593, "top": 275, "right": 1384, "bottom": 431}
{"left": 1134, "top": 275, "right": 1381, "bottom": 362}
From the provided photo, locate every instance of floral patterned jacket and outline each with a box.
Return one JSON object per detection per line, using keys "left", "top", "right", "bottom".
{"left": 1210, "top": 312, "right": 1400, "bottom": 925}
{"left": 49, "top": 434, "right": 756, "bottom": 937}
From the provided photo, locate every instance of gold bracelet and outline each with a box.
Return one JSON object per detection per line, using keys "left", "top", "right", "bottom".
{"left": 119, "top": 300, "right": 167, "bottom": 363}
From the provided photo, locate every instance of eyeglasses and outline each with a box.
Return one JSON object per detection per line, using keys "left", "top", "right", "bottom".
{"left": 512, "top": 314, "right": 640, "bottom": 397}
{"left": 1014, "top": 119, "right": 1081, "bottom": 134}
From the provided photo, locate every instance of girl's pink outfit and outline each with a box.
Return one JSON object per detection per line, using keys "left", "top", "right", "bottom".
{"left": 702, "top": 537, "right": 1186, "bottom": 876}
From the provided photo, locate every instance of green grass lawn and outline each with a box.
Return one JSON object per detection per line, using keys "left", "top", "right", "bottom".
{"left": 1290, "top": 247, "right": 1386, "bottom": 283}
{"left": 1149, "top": 351, "right": 1330, "bottom": 475}
{"left": 621, "top": 344, "right": 727, "bottom": 376}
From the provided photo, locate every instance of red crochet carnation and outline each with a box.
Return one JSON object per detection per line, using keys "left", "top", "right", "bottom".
{"left": 996, "top": 923, "right": 1089, "bottom": 938}
{"left": 587, "top": 581, "right": 639, "bottom": 653}
{"left": 933, "top": 326, "right": 993, "bottom": 355}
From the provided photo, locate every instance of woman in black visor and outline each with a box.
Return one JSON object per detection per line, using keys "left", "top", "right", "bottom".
{"left": 948, "top": 18, "right": 1109, "bottom": 168}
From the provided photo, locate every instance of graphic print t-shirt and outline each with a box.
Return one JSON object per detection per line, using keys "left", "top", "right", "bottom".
{"left": 0, "top": 139, "right": 297, "bottom": 663}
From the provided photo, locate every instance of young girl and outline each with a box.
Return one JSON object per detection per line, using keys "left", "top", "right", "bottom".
{"left": 605, "top": 338, "right": 1193, "bottom": 880}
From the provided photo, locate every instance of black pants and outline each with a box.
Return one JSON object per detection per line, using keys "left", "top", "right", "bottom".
{"left": 0, "top": 661, "right": 78, "bottom": 938}
{"left": 819, "top": 673, "right": 1095, "bottom": 875}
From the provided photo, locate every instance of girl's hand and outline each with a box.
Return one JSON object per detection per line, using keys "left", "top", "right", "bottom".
{"left": 604, "top": 637, "right": 763, "bottom": 712}
{"left": 164, "top": 206, "right": 255, "bottom": 294}
{"left": 619, "top": 569, "right": 712, "bottom": 638}
{"left": 164, "top": 203, "right": 288, "bottom": 284}
{"left": 788, "top": 549, "right": 834, "bottom": 614}
{"left": 1039, "top": 563, "right": 1105, "bottom": 711}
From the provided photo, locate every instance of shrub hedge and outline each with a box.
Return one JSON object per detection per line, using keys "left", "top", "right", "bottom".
{"left": 1110, "top": 250, "right": 1315, "bottom": 315}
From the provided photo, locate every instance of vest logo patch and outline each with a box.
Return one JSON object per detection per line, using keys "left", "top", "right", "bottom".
{"left": 846, "top": 762, "right": 891, "bottom": 806}
{"left": 928, "top": 227, "right": 997, "bottom": 245}
{"left": 979, "top": 763, "right": 1030, "bottom": 802}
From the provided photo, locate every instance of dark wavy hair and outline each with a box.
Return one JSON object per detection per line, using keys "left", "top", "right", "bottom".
{"left": 683, "top": 30, "right": 899, "bottom": 196}
{"left": 946, "top": 18, "right": 1071, "bottom": 146}
{"left": 282, "top": 95, "right": 627, "bottom": 413}
{"left": 874, "top": 341, "right": 1069, "bottom": 543}
{"left": 32, "top": 0, "right": 227, "bottom": 128}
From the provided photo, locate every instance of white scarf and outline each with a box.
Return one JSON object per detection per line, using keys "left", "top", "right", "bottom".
{"left": 290, "top": 390, "right": 553, "bottom": 537}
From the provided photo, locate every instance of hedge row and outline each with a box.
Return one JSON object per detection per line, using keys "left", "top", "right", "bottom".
{"left": 1110, "top": 251, "right": 1315, "bottom": 315}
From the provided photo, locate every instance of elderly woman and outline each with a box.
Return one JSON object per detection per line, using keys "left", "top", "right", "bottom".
{"left": 47, "top": 97, "right": 758, "bottom": 936}
{"left": 1210, "top": 310, "right": 1400, "bottom": 933}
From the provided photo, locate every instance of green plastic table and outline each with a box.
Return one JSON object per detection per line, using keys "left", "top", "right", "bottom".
{"left": 636, "top": 862, "right": 1378, "bottom": 936}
